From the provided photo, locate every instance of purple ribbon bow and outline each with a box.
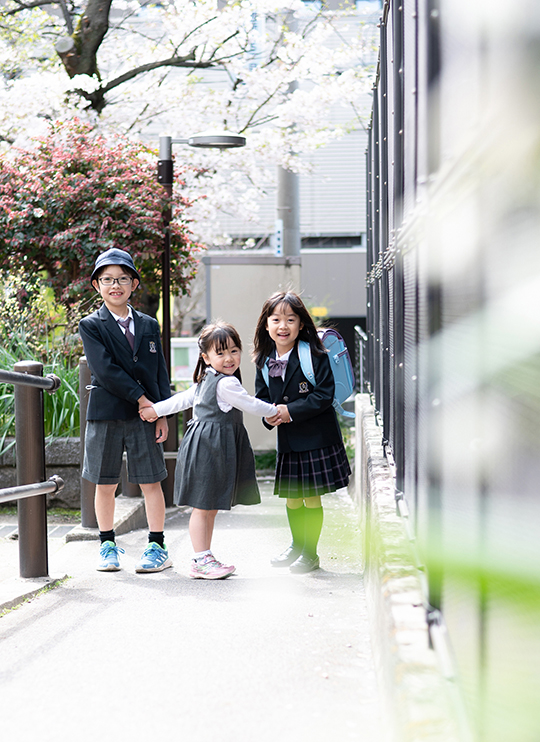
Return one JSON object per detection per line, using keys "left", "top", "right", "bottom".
{"left": 268, "top": 358, "right": 288, "bottom": 377}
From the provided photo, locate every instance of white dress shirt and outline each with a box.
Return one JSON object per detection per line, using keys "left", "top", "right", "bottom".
{"left": 274, "top": 348, "right": 293, "bottom": 381}
{"left": 109, "top": 306, "right": 134, "bottom": 337}
{"left": 152, "top": 368, "right": 277, "bottom": 419}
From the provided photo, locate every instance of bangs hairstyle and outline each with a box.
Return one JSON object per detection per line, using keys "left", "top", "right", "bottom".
{"left": 193, "top": 321, "right": 243, "bottom": 383}
{"left": 252, "top": 291, "right": 325, "bottom": 369}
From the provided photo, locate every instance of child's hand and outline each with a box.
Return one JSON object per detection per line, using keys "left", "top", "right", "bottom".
{"left": 140, "top": 405, "right": 158, "bottom": 422}
{"left": 155, "top": 416, "right": 168, "bottom": 443}
{"left": 277, "top": 404, "right": 291, "bottom": 423}
{"left": 265, "top": 411, "right": 282, "bottom": 427}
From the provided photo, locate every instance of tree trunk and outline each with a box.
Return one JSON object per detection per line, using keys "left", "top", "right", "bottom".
{"left": 134, "top": 286, "right": 160, "bottom": 320}
{"left": 58, "top": 0, "right": 112, "bottom": 78}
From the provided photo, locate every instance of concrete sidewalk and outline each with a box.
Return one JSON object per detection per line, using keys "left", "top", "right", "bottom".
{"left": 0, "top": 481, "right": 384, "bottom": 742}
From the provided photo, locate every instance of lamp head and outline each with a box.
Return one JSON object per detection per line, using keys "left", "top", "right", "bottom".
{"left": 187, "top": 131, "right": 246, "bottom": 149}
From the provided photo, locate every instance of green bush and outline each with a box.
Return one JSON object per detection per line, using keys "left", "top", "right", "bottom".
{"left": 0, "top": 345, "right": 80, "bottom": 455}
{"left": 0, "top": 276, "right": 81, "bottom": 454}
{"left": 254, "top": 450, "right": 277, "bottom": 471}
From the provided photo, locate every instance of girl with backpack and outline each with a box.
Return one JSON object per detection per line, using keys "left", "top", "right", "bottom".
{"left": 253, "top": 291, "right": 351, "bottom": 573}
{"left": 140, "top": 321, "right": 278, "bottom": 579}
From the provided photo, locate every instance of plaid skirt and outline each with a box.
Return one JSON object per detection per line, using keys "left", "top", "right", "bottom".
{"left": 274, "top": 442, "right": 351, "bottom": 499}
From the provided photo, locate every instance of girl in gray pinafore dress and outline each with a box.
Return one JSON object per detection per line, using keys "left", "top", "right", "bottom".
{"left": 175, "top": 369, "right": 261, "bottom": 510}
{"left": 142, "top": 322, "right": 278, "bottom": 579}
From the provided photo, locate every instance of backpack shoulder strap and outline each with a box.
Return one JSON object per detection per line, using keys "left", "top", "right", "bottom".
{"left": 333, "top": 400, "right": 356, "bottom": 419}
{"left": 261, "top": 358, "right": 270, "bottom": 387}
{"left": 297, "top": 340, "right": 315, "bottom": 385}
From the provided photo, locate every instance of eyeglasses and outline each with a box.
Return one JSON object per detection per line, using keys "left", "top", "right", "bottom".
{"left": 98, "top": 276, "right": 133, "bottom": 286}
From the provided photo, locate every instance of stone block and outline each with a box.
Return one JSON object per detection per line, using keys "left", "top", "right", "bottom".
{"left": 0, "top": 437, "right": 81, "bottom": 509}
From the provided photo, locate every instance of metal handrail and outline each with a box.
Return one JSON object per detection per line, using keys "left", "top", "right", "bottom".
{"left": 0, "top": 361, "right": 63, "bottom": 578}
{"left": 0, "top": 368, "right": 61, "bottom": 392}
{"left": 0, "top": 475, "right": 64, "bottom": 505}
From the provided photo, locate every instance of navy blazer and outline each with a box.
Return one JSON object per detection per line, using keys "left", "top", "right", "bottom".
{"left": 79, "top": 304, "right": 171, "bottom": 421}
{"left": 255, "top": 346, "right": 343, "bottom": 453}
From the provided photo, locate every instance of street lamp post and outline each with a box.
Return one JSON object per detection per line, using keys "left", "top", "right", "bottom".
{"left": 157, "top": 131, "right": 246, "bottom": 505}
{"left": 157, "top": 132, "right": 246, "bottom": 375}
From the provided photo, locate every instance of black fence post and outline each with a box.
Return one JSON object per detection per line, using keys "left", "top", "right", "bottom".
{"left": 14, "top": 361, "right": 48, "bottom": 578}
{"left": 79, "top": 357, "right": 98, "bottom": 528}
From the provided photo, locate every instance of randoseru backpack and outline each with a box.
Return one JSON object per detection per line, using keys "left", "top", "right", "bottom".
{"left": 261, "top": 328, "right": 355, "bottom": 418}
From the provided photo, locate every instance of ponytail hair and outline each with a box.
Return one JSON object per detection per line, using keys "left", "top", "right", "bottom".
{"left": 252, "top": 291, "right": 325, "bottom": 369}
{"left": 193, "top": 321, "right": 243, "bottom": 383}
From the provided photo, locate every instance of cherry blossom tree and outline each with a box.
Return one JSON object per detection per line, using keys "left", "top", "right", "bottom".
{"left": 0, "top": 1, "right": 377, "bottom": 243}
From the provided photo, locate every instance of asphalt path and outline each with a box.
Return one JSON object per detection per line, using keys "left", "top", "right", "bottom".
{"left": 0, "top": 482, "right": 383, "bottom": 742}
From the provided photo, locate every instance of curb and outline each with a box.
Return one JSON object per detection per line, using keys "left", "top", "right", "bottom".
{"left": 0, "top": 574, "right": 69, "bottom": 615}
{"left": 0, "top": 497, "right": 148, "bottom": 614}
{"left": 66, "top": 496, "right": 147, "bottom": 542}
{"left": 354, "top": 394, "right": 463, "bottom": 742}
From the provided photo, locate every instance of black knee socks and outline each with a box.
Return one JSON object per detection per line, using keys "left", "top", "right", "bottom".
{"left": 99, "top": 530, "right": 115, "bottom": 544}
{"left": 100, "top": 530, "right": 164, "bottom": 547}
{"left": 148, "top": 531, "right": 165, "bottom": 548}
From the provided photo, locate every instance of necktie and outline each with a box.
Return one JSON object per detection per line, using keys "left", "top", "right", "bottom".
{"left": 268, "top": 358, "right": 288, "bottom": 378}
{"left": 117, "top": 317, "right": 135, "bottom": 351}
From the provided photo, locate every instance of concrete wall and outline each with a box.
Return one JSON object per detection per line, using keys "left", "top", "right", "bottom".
{"left": 355, "top": 393, "right": 466, "bottom": 742}
{"left": 301, "top": 247, "right": 366, "bottom": 318}
{"left": 203, "top": 254, "right": 301, "bottom": 450}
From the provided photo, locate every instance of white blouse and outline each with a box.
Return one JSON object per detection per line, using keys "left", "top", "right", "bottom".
{"left": 152, "top": 369, "right": 277, "bottom": 419}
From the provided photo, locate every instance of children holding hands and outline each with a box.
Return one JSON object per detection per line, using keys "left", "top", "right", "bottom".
{"left": 139, "top": 321, "right": 279, "bottom": 579}
{"left": 80, "top": 249, "right": 347, "bottom": 579}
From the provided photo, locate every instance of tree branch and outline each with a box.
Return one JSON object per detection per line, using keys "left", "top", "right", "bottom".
{"left": 70, "top": 50, "right": 228, "bottom": 112}
{"left": 4, "top": 0, "right": 52, "bottom": 15}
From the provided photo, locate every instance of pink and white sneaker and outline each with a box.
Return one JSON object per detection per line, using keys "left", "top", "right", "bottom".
{"left": 189, "top": 554, "right": 235, "bottom": 580}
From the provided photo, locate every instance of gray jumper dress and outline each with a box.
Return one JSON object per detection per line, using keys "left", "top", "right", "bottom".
{"left": 174, "top": 370, "right": 261, "bottom": 510}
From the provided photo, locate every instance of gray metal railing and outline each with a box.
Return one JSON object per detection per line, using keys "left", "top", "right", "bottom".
{"left": 0, "top": 476, "right": 64, "bottom": 505}
{"left": 0, "top": 362, "right": 62, "bottom": 578}
{"left": 0, "top": 368, "right": 61, "bottom": 392}
{"left": 354, "top": 325, "right": 369, "bottom": 393}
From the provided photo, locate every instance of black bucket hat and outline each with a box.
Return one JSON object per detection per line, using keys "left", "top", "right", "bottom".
{"left": 91, "top": 248, "right": 141, "bottom": 283}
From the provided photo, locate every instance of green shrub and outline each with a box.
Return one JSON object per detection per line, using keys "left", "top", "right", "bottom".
{"left": 0, "top": 329, "right": 80, "bottom": 455}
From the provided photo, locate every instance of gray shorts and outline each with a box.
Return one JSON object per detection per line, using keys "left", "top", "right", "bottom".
{"left": 82, "top": 418, "right": 167, "bottom": 485}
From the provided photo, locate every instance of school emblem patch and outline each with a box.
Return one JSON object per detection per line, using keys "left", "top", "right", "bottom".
{"left": 299, "top": 381, "right": 309, "bottom": 394}
{"left": 149, "top": 341, "right": 157, "bottom": 353}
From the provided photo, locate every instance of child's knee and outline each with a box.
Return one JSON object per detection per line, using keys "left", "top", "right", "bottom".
{"left": 286, "top": 498, "right": 303, "bottom": 509}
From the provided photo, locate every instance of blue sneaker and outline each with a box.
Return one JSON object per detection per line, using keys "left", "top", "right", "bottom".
{"left": 135, "top": 542, "right": 172, "bottom": 573}
{"left": 97, "top": 541, "right": 125, "bottom": 572}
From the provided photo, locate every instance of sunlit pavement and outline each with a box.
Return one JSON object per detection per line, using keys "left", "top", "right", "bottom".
{"left": 0, "top": 481, "right": 384, "bottom": 742}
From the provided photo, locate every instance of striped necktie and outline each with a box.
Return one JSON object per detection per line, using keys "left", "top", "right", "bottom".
{"left": 117, "top": 317, "right": 134, "bottom": 351}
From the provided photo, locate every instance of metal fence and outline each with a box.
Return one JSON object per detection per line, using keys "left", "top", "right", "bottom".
{"left": 365, "top": 2, "right": 540, "bottom": 740}
{"left": 0, "top": 363, "right": 63, "bottom": 578}
{"left": 353, "top": 325, "right": 368, "bottom": 394}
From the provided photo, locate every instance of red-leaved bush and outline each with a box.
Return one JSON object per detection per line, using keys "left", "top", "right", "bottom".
{"left": 0, "top": 119, "right": 201, "bottom": 314}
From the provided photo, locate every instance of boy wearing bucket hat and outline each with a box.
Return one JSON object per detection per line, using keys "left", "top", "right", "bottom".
{"left": 79, "top": 248, "right": 172, "bottom": 573}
